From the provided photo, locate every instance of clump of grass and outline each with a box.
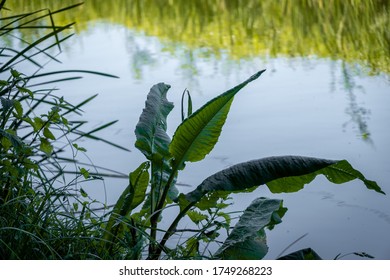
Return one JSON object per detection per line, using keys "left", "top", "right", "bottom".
{"left": 0, "top": 1, "right": 129, "bottom": 259}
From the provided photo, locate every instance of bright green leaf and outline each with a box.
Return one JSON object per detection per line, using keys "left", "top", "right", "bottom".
{"left": 187, "top": 210, "right": 208, "bottom": 224}
{"left": 34, "top": 117, "right": 44, "bottom": 130}
{"left": 39, "top": 138, "right": 53, "bottom": 155}
{"left": 170, "top": 70, "right": 265, "bottom": 170}
{"left": 13, "top": 100, "right": 23, "bottom": 118}
{"left": 79, "top": 167, "right": 90, "bottom": 179}
{"left": 43, "top": 127, "right": 56, "bottom": 140}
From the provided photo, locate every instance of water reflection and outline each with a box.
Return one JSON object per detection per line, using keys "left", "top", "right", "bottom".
{"left": 6, "top": 0, "right": 390, "bottom": 75}
{"left": 126, "top": 32, "right": 157, "bottom": 80}
{"left": 340, "top": 62, "right": 372, "bottom": 142}
{"left": 2, "top": 0, "right": 390, "bottom": 259}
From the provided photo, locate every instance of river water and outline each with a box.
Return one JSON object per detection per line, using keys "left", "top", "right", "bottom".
{"left": 3, "top": 0, "right": 390, "bottom": 259}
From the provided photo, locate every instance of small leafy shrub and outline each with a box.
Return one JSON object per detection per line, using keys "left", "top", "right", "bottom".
{"left": 101, "top": 70, "right": 385, "bottom": 260}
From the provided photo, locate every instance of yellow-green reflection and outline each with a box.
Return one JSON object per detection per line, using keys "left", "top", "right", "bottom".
{"left": 3, "top": 0, "right": 390, "bottom": 74}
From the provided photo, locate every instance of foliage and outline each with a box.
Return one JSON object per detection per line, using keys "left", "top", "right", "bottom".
{"left": 102, "top": 70, "right": 384, "bottom": 260}
{"left": 0, "top": 1, "right": 124, "bottom": 259}
{"left": 6, "top": 0, "right": 390, "bottom": 74}
{"left": 0, "top": 1, "right": 385, "bottom": 260}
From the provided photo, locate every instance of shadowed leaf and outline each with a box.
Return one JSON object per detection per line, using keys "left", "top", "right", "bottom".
{"left": 215, "top": 197, "right": 282, "bottom": 260}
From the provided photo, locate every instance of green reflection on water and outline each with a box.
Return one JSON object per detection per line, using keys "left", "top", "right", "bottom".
{"left": 4, "top": 0, "right": 390, "bottom": 75}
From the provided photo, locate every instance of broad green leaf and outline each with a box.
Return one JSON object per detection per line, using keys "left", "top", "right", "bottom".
{"left": 169, "top": 70, "right": 266, "bottom": 169}
{"left": 277, "top": 248, "right": 322, "bottom": 260}
{"left": 214, "top": 197, "right": 282, "bottom": 260}
{"left": 135, "top": 83, "right": 174, "bottom": 162}
{"left": 179, "top": 156, "right": 384, "bottom": 207}
{"left": 129, "top": 162, "right": 151, "bottom": 210}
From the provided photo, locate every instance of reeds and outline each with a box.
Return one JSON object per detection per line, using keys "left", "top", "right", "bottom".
{"left": 0, "top": 1, "right": 127, "bottom": 259}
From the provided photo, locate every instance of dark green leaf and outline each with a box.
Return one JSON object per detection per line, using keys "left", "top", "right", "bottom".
{"left": 135, "top": 83, "right": 174, "bottom": 162}
{"left": 129, "top": 162, "right": 151, "bottom": 210}
{"left": 0, "top": 128, "right": 23, "bottom": 150}
{"left": 11, "top": 69, "right": 21, "bottom": 78}
{"left": 80, "top": 188, "right": 88, "bottom": 198}
{"left": 1, "top": 97, "right": 13, "bottom": 112}
{"left": 214, "top": 197, "right": 282, "bottom": 260}
{"left": 278, "top": 248, "right": 322, "bottom": 260}
{"left": 179, "top": 156, "right": 384, "bottom": 208}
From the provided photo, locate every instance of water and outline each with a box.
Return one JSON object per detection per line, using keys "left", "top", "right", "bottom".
{"left": 3, "top": 1, "right": 390, "bottom": 259}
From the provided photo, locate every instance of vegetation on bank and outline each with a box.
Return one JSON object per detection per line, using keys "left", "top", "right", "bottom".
{"left": 6, "top": 0, "right": 390, "bottom": 75}
{"left": 0, "top": 2, "right": 385, "bottom": 260}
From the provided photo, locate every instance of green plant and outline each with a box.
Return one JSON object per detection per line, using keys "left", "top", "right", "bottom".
{"left": 0, "top": 1, "right": 126, "bottom": 259}
{"left": 101, "top": 70, "right": 384, "bottom": 260}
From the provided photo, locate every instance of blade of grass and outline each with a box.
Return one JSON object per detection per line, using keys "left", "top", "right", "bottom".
{"left": 0, "top": 22, "right": 75, "bottom": 72}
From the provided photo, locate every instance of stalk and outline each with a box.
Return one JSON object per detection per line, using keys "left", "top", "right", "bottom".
{"left": 147, "top": 201, "right": 195, "bottom": 260}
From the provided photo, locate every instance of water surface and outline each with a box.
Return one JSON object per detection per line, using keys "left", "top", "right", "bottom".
{"left": 3, "top": 0, "right": 390, "bottom": 259}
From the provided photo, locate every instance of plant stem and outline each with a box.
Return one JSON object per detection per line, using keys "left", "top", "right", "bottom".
{"left": 147, "top": 161, "right": 178, "bottom": 259}
{"left": 148, "top": 201, "right": 195, "bottom": 260}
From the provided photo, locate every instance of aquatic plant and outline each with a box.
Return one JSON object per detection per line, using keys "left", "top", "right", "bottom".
{"left": 102, "top": 70, "right": 384, "bottom": 259}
